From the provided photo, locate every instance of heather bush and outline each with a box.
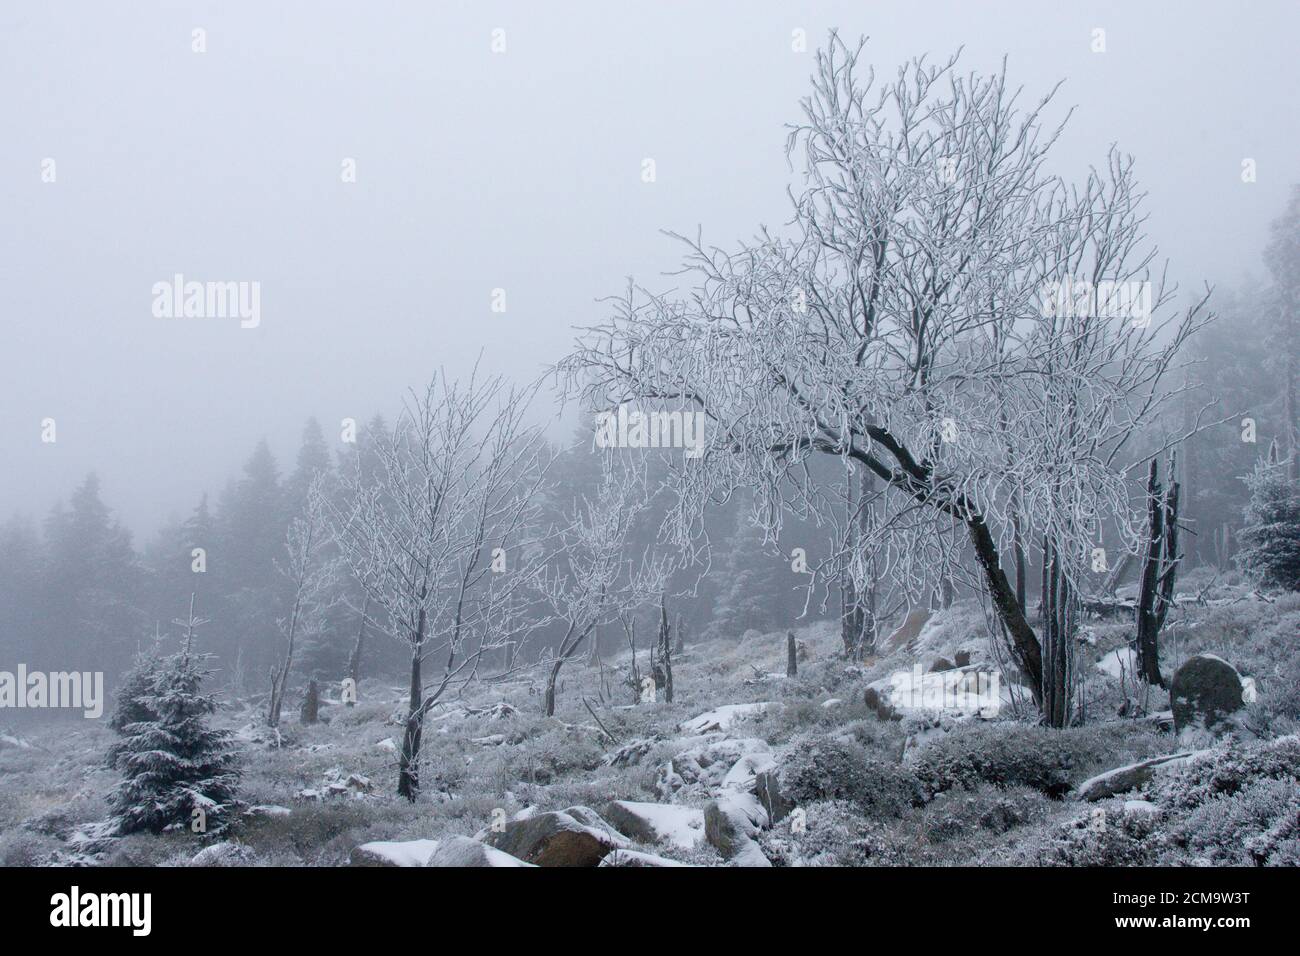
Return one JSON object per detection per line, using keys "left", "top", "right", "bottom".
{"left": 760, "top": 799, "right": 906, "bottom": 866}
{"left": 778, "top": 733, "right": 923, "bottom": 819}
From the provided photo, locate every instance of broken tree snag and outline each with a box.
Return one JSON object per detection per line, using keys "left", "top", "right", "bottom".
{"left": 1135, "top": 455, "right": 1180, "bottom": 688}
{"left": 658, "top": 595, "right": 673, "bottom": 704}
{"left": 786, "top": 631, "right": 797, "bottom": 678}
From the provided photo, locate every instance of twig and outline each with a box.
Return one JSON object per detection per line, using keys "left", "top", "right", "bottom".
{"left": 581, "top": 696, "right": 620, "bottom": 745}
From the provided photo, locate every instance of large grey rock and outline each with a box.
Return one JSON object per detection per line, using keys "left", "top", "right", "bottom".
{"left": 753, "top": 769, "right": 795, "bottom": 823}
{"left": 484, "top": 806, "right": 630, "bottom": 866}
{"left": 349, "top": 839, "right": 441, "bottom": 867}
{"left": 189, "top": 841, "right": 257, "bottom": 867}
{"left": 1171, "top": 655, "right": 1246, "bottom": 745}
{"left": 603, "top": 800, "right": 706, "bottom": 850}
{"left": 425, "top": 836, "right": 533, "bottom": 867}
{"left": 657, "top": 735, "right": 771, "bottom": 798}
{"left": 598, "top": 849, "right": 691, "bottom": 867}
{"left": 703, "top": 791, "right": 771, "bottom": 866}
{"left": 1076, "top": 752, "right": 1194, "bottom": 802}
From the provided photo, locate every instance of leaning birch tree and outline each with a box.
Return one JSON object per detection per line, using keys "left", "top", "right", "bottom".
{"left": 560, "top": 35, "right": 1210, "bottom": 725}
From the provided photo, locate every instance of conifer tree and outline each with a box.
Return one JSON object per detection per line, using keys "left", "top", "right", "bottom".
{"left": 1237, "top": 444, "right": 1300, "bottom": 591}
{"left": 110, "top": 597, "right": 240, "bottom": 835}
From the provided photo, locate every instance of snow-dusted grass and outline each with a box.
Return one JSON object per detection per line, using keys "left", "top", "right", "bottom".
{"left": 2, "top": 585, "right": 1296, "bottom": 866}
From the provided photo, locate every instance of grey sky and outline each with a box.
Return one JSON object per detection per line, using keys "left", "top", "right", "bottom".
{"left": 2, "top": 0, "right": 1297, "bottom": 536}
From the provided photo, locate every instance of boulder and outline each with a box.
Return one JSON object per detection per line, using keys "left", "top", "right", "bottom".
{"left": 599, "top": 849, "right": 691, "bottom": 867}
{"left": 604, "top": 801, "right": 706, "bottom": 850}
{"left": 484, "top": 806, "right": 630, "bottom": 866}
{"left": 753, "top": 769, "right": 795, "bottom": 823}
{"left": 426, "top": 836, "right": 533, "bottom": 867}
{"left": 703, "top": 790, "right": 771, "bottom": 866}
{"left": 1171, "top": 655, "right": 1247, "bottom": 745}
{"left": 678, "top": 703, "right": 776, "bottom": 735}
{"left": 1075, "top": 752, "right": 1194, "bottom": 802}
{"left": 349, "top": 839, "right": 440, "bottom": 867}
{"left": 720, "top": 750, "right": 777, "bottom": 791}
{"left": 657, "top": 735, "right": 771, "bottom": 799}
{"left": 189, "top": 841, "right": 257, "bottom": 867}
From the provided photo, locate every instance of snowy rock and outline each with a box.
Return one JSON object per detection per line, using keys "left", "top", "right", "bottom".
{"left": 376, "top": 737, "right": 397, "bottom": 752}
{"left": 349, "top": 839, "right": 441, "bottom": 867}
{"left": 657, "top": 735, "right": 772, "bottom": 799}
{"left": 603, "top": 735, "right": 661, "bottom": 767}
{"left": 703, "top": 790, "right": 771, "bottom": 866}
{"left": 426, "top": 836, "right": 533, "bottom": 867}
{"left": 720, "top": 750, "right": 777, "bottom": 791}
{"left": 484, "top": 806, "right": 631, "bottom": 866}
{"left": 603, "top": 800, "right": 706, "bottom": 850}
{"left": 244, "top": 804, "right": 291, "bottom": 819}
{"left": 753, "top": 770, "right": 795, "bottom": 824}
{"left": 820, "top": 698, "right": 843, "bottom": 709}
{"left": 1076, "top": 752, "right": 1194, "bottom": 802}
{"left": 599, "top": 849, "right": 691, "bottom": 867}
{"left": 1096, "top": 647, "right": 1137, "bottom": 680}
{"left": 190, "top": 841, "right": 257, "bottom": 867}
{"left": 678, "top": 703, "right": 776, "bottom": 735}
{"left": 1171, "top": 655, "right": 1247, "bottom": 746}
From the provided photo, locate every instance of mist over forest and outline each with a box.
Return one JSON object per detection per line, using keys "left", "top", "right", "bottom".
{"left": 1, "top": 1, "right": 1298, "bottom": 890}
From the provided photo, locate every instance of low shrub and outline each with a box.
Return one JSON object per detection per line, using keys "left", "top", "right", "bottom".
{"left": 778, "top": 733, "right": 923, "bottom": 819}
{"left": 760, "top": 799, "right": 906, "bottom": 866}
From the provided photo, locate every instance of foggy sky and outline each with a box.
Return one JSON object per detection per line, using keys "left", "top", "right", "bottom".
{"left": 2, "top": 0, "right": 1297, "bottom": 537}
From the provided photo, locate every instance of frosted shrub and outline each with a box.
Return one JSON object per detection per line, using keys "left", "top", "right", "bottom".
{"left": 910, "top": 724, "right": 1075, "bottom": 798}
{"left": 778, "top": 733, "right": 923, "bottom": 819}
{"left": 760, "top": 799, "right": 904, "bottom": 867}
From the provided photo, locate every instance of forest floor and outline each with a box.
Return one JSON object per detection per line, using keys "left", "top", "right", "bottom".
{"left": 2, "top": 573, "right": 1298, "bottom": 867}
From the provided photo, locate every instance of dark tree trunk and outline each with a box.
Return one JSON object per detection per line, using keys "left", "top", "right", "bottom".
{"left": 658, "top": 597, "right": 673, "bottom": 703}
{"left": 1040, "top": 538, "right": 1075, "bottom": 728}
{"left": 966, "top": 513, "right": 1043, "bottom": 705}
{"left": 544, "top": 623, "right": 593, "bottom": 717}
{"left": 1011, "top": 511, "right": 1027, "bottom": 614}
{"left": 299, "top": 679, "right": 319, "bottom": 724}
{"left": 786, "top": 630, "right": 797, "bottom": 678}
{"left": 345, "top": 595, "right": 367, "bottom": 706}
{"left": 397, "top": 610, "right": 426, "bottom": 800}
{"left": 1135, "top": 458, "right": 1179, "bottom": 688}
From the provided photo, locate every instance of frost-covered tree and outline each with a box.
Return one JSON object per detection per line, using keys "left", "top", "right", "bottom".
{"left": 322, "top": 371, "right": 548, "bottom": 799}
{"left": 535, "top": 459, "right": 669, "bottom": 717}
{"left": 106, "top": 644, "right": 163, "bottom": 771}
{"left": 267, "top": 483, "right": 332, "bottom": 728}
{"left": 1237, "top": 445, "right": 1300, "bottom": 591}
{"left": 110, "top": 596, "right": 240, "bottom": 835}
{"left": 560, "top": 34, "right": 1210, "bottom": 724}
